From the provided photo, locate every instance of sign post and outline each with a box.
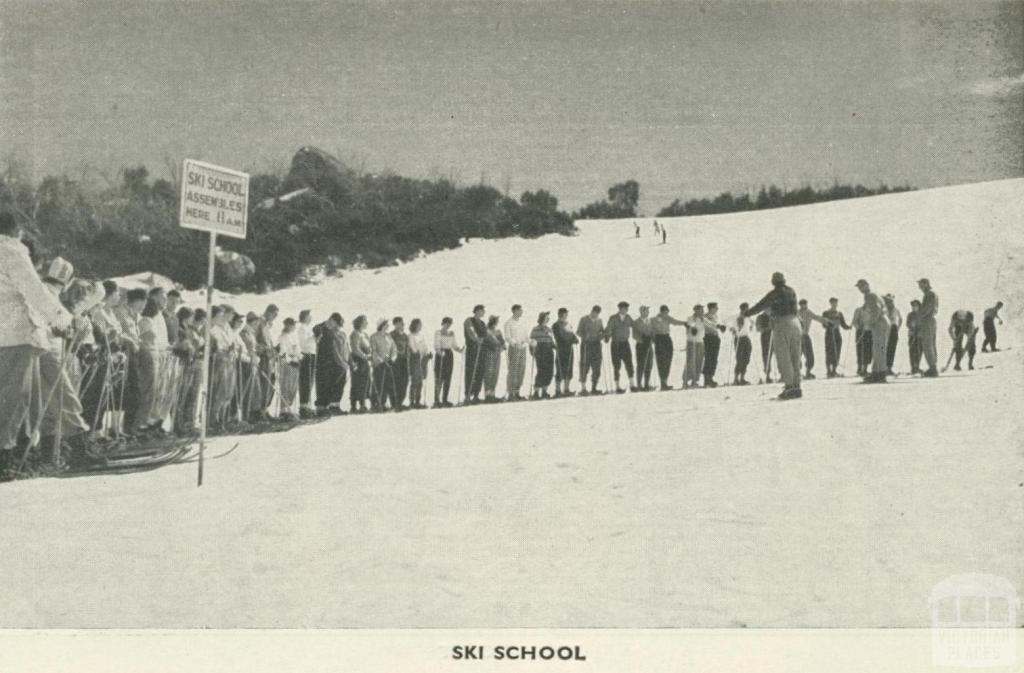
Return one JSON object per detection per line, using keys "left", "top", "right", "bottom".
{"left": 179, "top": 159, "right": 249, "bottom": 486}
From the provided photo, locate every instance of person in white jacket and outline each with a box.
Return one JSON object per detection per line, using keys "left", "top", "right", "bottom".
{"left": 0, "top": 213, "right": 85, "bottom": 467}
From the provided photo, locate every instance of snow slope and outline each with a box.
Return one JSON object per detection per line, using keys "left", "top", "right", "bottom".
{"left": 2, "top": 179, "right": 1022, "bottom": 628}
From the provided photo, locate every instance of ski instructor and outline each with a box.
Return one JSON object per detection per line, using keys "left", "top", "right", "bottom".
{"left": 743, "top": 271, "right": 803, "bottom": 400}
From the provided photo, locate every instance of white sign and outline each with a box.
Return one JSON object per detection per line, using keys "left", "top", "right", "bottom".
{"left": 179, "top": 159, "right": 249, "bottom": 239}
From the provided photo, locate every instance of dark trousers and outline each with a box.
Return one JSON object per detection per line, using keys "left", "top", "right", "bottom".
{"left": 434, "top": 349, "right": 453, "bottom": 403}
{"left": 350, "top": 359, "right": 371, "bottom": 409}
{"left": 654, "top": 334, "right": 673, "bottom": 386}
{"left": 824, "top": 328, "right": 842, "bottom": 372}
{"left": 759, "top": 331, "right": 773, "bottom": 375}
{"left": 703, "top": 333, "right": 721, "bottom": 381}
{"left": 734, "top": 336, "right": 752, "bottom": 378}
{"left": 800, "top": 334, "right": 814, "bottom": 373}
{"left": 886, "top": 325, "right": 899, "bottom": 371}
{"left": 299, "top": 353, "right": 316, "bottom": 406}
{"left": 315, "top": 361, "right": 346, "bottom": 408}
{"left": 579, "top": 341, "right": 603, "bottom": 387}
{"left": 534, "top": 344, "right": 554, "bottom": 388}
{"left": 635, "top": 337, "right": 654, "bottom": 388}
{"left": 855, "top": 329, "right": 873, "bottom": 372}
{"left": 610, "top": 341, "right": 634, "bottom": 380}
{"left": 982, "top": 317, "right": 997, "bottom": 350}
{"left": 953, "top": 331, "right": 976, "bottom": 368}
{"left": 908, "top": 334, "right": 922, "bottom": 373}
{"left": 392, "top": 356, "right": 409, "bottom": 407}
{"left": 372, "top": 363, "right": 396, "bottom": 410}
{"left": 555, "top": 345, "right": 574, "bottom": 382}
{"left": 465, "top": 343, "right": 484, "bottom": 399}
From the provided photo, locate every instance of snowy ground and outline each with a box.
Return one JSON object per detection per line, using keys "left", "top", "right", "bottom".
{"left": 2, "top": 180, "right": 1022, "bottom": 627}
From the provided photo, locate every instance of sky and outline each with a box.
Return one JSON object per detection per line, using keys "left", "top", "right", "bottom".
{"left": 2, "top": 0, "right": 1022, "bottom": 212}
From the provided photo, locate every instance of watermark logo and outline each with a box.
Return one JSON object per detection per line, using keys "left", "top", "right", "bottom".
{"left": 930, "top": 573, "right": 1018, "bottom": 667}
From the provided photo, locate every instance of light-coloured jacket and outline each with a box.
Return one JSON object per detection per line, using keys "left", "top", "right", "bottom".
{"left": 0, "top": 235, "right": 70, "bottom": 349}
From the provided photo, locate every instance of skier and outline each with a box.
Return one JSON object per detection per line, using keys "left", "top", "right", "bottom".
{"left": 407, "top": 318, "right": 432, "bottom": 410}
{"left": 821, "top": 297, "right": 852, "bottom": 378}
{"left": 604, "top": 301, "right": 636, "bottom": 393}
{"left": 855, "top": 279, "right": 890, "bottom": 383}
{"left": 652, "top": 305, "right": 688, "bottom": 390}
{"left": 883, "top": 294, "right": 902, "bottom": 376}
{"left": 682, "top": 304, "right": 706, "bottom": 389}
{"left": 852, "top": 305, "right": 873, "bottom": 377}
{"left": 577, "top": 305, "right": 605, "bottom": 395}
{"left": 390, "top": 317, "right": 410, "bottom": 411}
{"left": 296, "top": 309, "right": 318, "bottom": 419}
{"left": 906, "top": 300, "right": 922, "bottom": 375}
{"left": 917, "top": 278, "right": 940, "bottom": 377}
{"left": 313, "top": 313, "right": 349, "bottom": 417}
{"left": 632, "top": 305, "right": 655, "bottom": 391}
{"left": 369, "top": 318, "right": 397, "bottom": 412}
{"left": 796, "top": 299, "right": 826, "bottom": 379}
{"left": 529, "top": 312, "right": 555, "bottom": 399}
{"left": 634, "top": 222, "right": 640, "bottom": 239}
{"left": 661, "top": 225, "right": 667, "bottom": 245}
{"left": 948, "top": 309, "right": 978, "bottom": 371}
{"left": 755, "top": 311, "right": 774, "bottom": 383}
{"left": 729, "top": 304, "right": 754, "bottom": 385}
{"left": 463, "top": 305, "right": 487, "bottom": 403}
{"left": 743, "top": 271, "right": 802, "bottom": 400}
{"left": 552, "top": 308, "right": 579, "bottom": 397}
{"left": 653, "top": 220, "right": 660, "bottom": 237}
{"left": 503, "top": 304, "right": 530, "bottom": 401}
{"left": 481, "top": 315, "right": 506, "bottom": 403}
{"left": 432, "top": 317, "right": 462, "bottom": 408}
{"left": 981, "top": 302, "right": 1004, "bottom": 352}
{"left": 349, "top": 315, "right": 372, "bottom": 413}
{"left": 701, "top": 302, "right": 726, "bottom": 387}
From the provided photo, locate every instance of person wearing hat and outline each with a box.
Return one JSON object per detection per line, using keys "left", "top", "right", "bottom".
{"left": 882, "top": 294, "right": 902, "bottom": 376}
{"left": 651, "top": 305, "right": 688, "bottom": 390}
{"left": 981, "top": 301, "right": 1004, "bottom": 352}
{"left": 503, "top": 304, "right": 530, "bottom": 401}
{"left": 729, "top": 303, "right": 754, "bottom": 385}
{"left": 821, "top": 297, "right": 852, "bottom": 377}
{"left": 552, "top": 308, "right": 579, "bottom": 397}
{"left": 370, "top": 318, "right": 398, "bottom": 412}
{"left": 796, "top": 299, "right": 826, "bottom": 380}
{"left": 463, "top": 305, "right": 488, "bottom": 404}
{"left": 312, "top": 313, "right": 348, "bottom": 417}
{"left": 632, "top": 305, "right": 656, "bottom": 391}
{"left": 577, "top": 305, "right": 606, "bottom": 395}
{"left": 916, "top": 278, "right": 939, "bottom": 376}
{"left": 701, "top": 302, "right": 727, "bottom": 388}
{"left": 855, "top": 279, "right": 891, "bottom": 383}
{"left": 0, "top": 215, "right": 83, "bottom": 466}
{"left": 743, "top": 271, "right": 803, "bottom": 399}
{"left": 604, "top": 301, "right": 636, "bottom": 393}
{"left": 529, "top": 312, "right": 556, "bottom": 399}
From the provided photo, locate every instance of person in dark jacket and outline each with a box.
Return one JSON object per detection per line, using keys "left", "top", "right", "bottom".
{"left": 981, "top": 302, "right": 1004, "bottom": 352}
{"left": 701, "top": 302, "right": 726, "bottom": 387}
{"left": 821, "top": 297, "right": 851, "bottom": 377}
{"left": 315, "top": 313, "right": 349, "bottom": 415}
{"left": 906, "top": 300, "right": 922, "bottom": 374}
{"left": 743, "top": 271, "right": 802, "bottom": 400}
{"left": 390, "top": 317, "right": 410, "bottom": 411}
{"left": 552, "top": 308, "right": 579, "bottom": 397}
{"left": 463, "top": 305, "right": 487, "bottom": 404}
